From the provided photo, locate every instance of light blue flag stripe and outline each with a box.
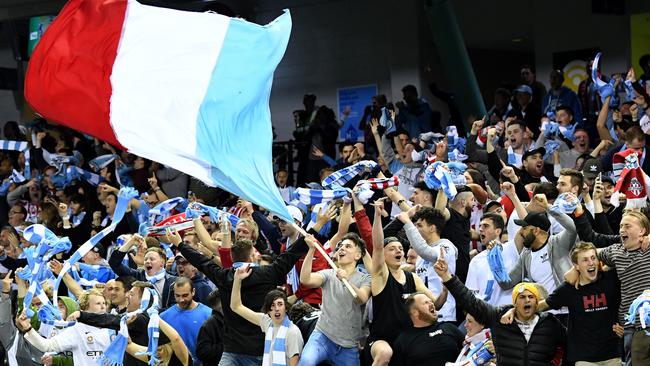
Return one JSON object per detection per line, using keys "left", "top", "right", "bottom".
{"left": 195, "top": 10, "right": 293, "bottom": 223}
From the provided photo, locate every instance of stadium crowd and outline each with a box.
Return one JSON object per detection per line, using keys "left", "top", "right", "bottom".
{"left": 1, "top": 55, "right": 650, "bottom": 366}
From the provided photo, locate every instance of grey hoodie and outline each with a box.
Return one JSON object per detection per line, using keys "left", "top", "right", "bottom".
{"left": 496, "top": 208, "right": 577, "bottom": 290}
{"left": 0, "top": 295, "right": 44, "bottom": 365}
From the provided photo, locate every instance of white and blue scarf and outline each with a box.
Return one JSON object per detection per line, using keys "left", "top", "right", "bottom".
{"left": 99, "top": 287, "right": 161, "bottom": 366}
{"left": 52, "top": 187, "right": 138, "bottom": 307}
{"left": 262, "top": 315, "right": 292, "bottom": 366}
{"left": 321, "top": 160, "right": 377, "bottom": 189}
{"left": 292, "top": 187, "right": 349, "bottom": 206}
{"left": 424, "top": 161, "right": 457, "bottom": 199}
{"left": 0, "top": 140, "right": 30, "bottom": 179}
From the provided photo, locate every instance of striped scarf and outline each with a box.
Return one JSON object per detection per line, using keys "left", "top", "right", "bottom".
{"left": 99, "top": 288, "right": 161, "bottom": 366}
{"left": 148, "top": 197, "right": 188, "bottom": 224}
{"left": 355, "top": 176, "right": 400, "bottom": 204}
{"left": 66, "top": 166, "right": 104, "bottom": 186}
{"left": 507, "top": 146, "right": 523, "bottom": 168}
{"left": 543, "top": 140, "right": 561, "bottom": 160}
{"left": 321, "top": 160, "right": 377, "bottom": 189}
{"left": 11, "top": 169, "right": 26, "bottom": 183}
{"left": 52, "top": 187, "right": 138, "bottom": 307}
{"left": 262, "top": 315, "right": 292, "bottom": 366}
{"left": 292, "top": 187, "right": 349, "bottom": 206}
{"left": 89, "top": 154, "right": 118, "bottom": 171}
{"left": 424, "top": 161, "right": 457, "bottom": 199}
{"left": 0, "top": 140, "right": 30, "bottom": 179}
{"left": 186, "top": 202, "right": 240, "bottom": 231}
{"left": 487, "top": 243, "right": 510, "bottom": 283}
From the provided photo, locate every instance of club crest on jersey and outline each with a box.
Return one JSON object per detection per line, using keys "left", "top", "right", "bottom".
{"left": 86, "top": 335, "right": 94, "bottom": 344}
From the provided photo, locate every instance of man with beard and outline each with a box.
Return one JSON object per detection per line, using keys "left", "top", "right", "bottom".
{"left": 501, "top": 242, "right": 622, "bottom": 365}
{"left": 390, "top": 293, "right": 463, "bottom": 366}
{"left": 435, "top": 250, "right": 566, "bottom": 366}
{"left": 518, "top": 147, "right": 554, "bottom": 185}
{"left": 495, "top": 194, "right": 577, "bottom": 315}
{"left": 160, "top": 277, "right": 212, "bottom": 365}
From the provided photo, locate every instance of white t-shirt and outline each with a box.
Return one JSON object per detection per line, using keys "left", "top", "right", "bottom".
{"left": 529, "top": 245, "right": 556, "bottom": 294}
{"left": 54, "top": 323, "right": 113, "bottom": 366}
{"left": 415, "top": 240, "right": 457, "bottom": 322}
{"left": 465, "top": 241, "right": 519, "bottom": 306}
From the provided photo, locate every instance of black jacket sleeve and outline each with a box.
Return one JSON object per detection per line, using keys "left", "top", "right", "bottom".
{"left": 178, "top": 243, "right": 226, "bottom": 287}
{"left": 78, "top": 311, "right": 120, "bottom": 330}
{"left": 572, "top": 211, "right": 620, "bottom": 248}
{"left": 196, "top": 315, "right": 224, "bottom": 363}
{"left": 0, "top": 255, "right": 28, "bottom": 271}
{"left": 443, "top": 275, "right": 501, "bottom": 328}
{"left": 263, "top": 228, "right": 313, "bottom": 284}
{"left": 487, "top": 150, "right": 504, "bottom": 183}
{"left": 108, "top": 249, "right": 143, "bottom": 279}
{"left": 594, "top": 212, "right": 614, "bottom": 235}
{"left": 252, "top": 211, "right": 282, "bottom": 255}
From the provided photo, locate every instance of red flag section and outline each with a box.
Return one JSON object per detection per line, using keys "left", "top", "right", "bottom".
{"left": 24, "top": 0, "right": 127, "bottom": 149}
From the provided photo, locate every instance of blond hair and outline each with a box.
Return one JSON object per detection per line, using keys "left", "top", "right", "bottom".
{"left": 78, "top": 289, "right": 105, "bottom": 311}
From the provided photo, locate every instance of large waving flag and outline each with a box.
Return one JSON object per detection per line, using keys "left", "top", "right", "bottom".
{"left": 25, "top": 0, "right": 294, "bottom": 222}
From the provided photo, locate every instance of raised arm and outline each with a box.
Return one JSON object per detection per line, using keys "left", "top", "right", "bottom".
{"left": 328, "top": 201, "right": 351, "bottom": 247}
{"left": 230, "top": 265, "right": 264, "bottom": 326}
{"left": 401, "top": 212, "right": 439, "bottom": 263}
{"left": 370, "top": 199, "right": 388, "bottom": 279}
{"left": 434, "top": 187, "right": 451, "bottom": 221}
{"left": 596, "top": 97, "right": 613, "bottom": 142}
{"left": 108, "top": 234, "right": 142, "bottom": 278}
{"left": 299, "top": 235, "right": 324, "bottom": 289}
{"left": 49, "top": 259, "right": 83, "bottom": 299}
{"left": 434, "top": 249, "right": 500, "bottom": 327}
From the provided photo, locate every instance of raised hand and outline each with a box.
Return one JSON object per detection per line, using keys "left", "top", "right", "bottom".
{"left": 534, "top": 194, "right": 549, "bottom": 210}
{"left": 433, "top": 247, "right": 449, "bottom": 279}
{"left": 234, "top": 265, "right": 253, "bottom": 281}
{"left": 166, "top": 228, "right": 182, "bottom": 246}
{"left": 500, "top": 181, "right": 516, "bottom": 197}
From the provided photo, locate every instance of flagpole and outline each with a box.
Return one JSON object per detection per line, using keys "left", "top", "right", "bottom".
{"left": 292, "top": 223, "right": 358, "bottom": 299}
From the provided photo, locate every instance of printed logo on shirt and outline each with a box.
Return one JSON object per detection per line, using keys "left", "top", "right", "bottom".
{"left": 86, "top": 351, "right": 104, "bottom": 358}
{"left": 85, "top": 334, "right": 94, "bottom": 344}
{"left": 582, "top": 293, "right": 608, "bottom": 312}
{"left": 539, "top": 252, "right": 549, "bottom": 263}
{"left": 429, "top": 330, "right": 443, "bottom": 338}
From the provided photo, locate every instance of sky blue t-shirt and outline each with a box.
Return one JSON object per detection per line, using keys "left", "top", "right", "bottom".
{"left": 160, "top": 302, "right": 212, "bottom": 363}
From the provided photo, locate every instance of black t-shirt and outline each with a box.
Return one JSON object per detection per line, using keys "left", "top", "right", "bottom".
{"left": 295, "top": 311, "right": 321, "bottom": 343}
{"left": 441, "top": 208, "right": 470, "bottom": 282}
{"left": 545, "top": 270, "right": 621, "bottom": 362}
{"left": 390, "top": 322, "right": 463, "bottom": 366}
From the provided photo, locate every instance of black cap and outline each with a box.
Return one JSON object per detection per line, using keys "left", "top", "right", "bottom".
{"left": 582, "top": 157, "right": 602, "bottom": 179}
{"left": 522, "top": 147, "right": 546, "bottom": 161}
{"left": 514, "top": 212, "right": 551, "bottom": 232}
{"left": 91, "top": 243, "right": 106, "bottom": 257}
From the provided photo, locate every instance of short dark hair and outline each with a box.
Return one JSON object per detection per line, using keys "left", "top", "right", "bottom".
{"left": 288, "top": 302, "right": 315, "bottom": 323}
{"left": 401, "top": 84, "right": 418, "bottom": 95}
{"left": 559, "top": 168, "right": 584, "bottom": 191}
{"left": 115, "top": 276, "right": 135, "bottom": 292}
{"left": 404, "top": 292, "right": 425, "bottom": 313}
{"left": 174, "top": 276, "right": 194, "bottom": 291}
{"left": 494, "top": 87, "right": 511, "bottom": 99}
{"left": 411, "top": 207, "right": 447, "bottom": 234}
{"left": 261, "top": 289, "right": 289, "bottom": 313}
{"left": 338, "top": 141, "right": 354, "bottom": 153}
{"left": 207, "top": 289, "right": 222, "bottom": 310}
{"left": 413, "top": 181, "right": 436, "bottom": 200}
{"left": 506, "top": 119, "right": 527, "bottom": 130}
{"left": 465, "top": 168, "right": 486, "bottom": 190}
{"left": 259, "top": 254, "right": 274, "bottom": 264}
{"left": 339, "top": 232, "right": 366, "bottom": 257}
{"left": 481, "top": 213, "right": 504, "bottom": 231}
{"left": 625, "top": 126, "right": 645, "bottom": 144}
{"left": 231, "top": 239, "right": 255, "bottom": 262}
{"left": 532, "top": 182, "right": 559, "bottom": 201}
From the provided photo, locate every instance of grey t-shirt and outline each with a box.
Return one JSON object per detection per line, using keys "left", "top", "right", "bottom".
{"left": 260, "top": 314, "right": 304, "bottom": 365}
{"left": 315, "top": 269, "right": 372, "bottom": 348}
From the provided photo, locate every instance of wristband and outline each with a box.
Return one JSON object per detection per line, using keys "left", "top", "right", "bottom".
{"left": 20, "top": 326, "right": 32, "bottom": 334}
{"left": 2, "top": 291, "right": 10, "bottom": 294}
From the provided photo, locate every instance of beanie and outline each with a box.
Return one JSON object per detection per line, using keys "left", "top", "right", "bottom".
{"left": 512, "top": 282, "right": 541, "bottom": 305}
